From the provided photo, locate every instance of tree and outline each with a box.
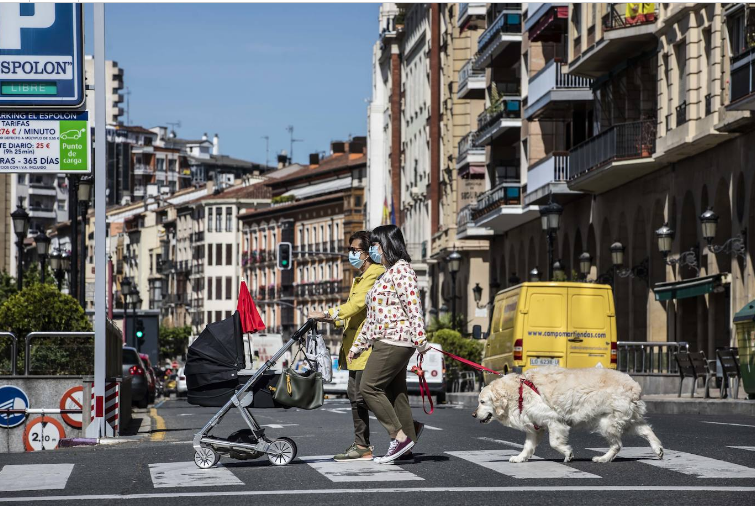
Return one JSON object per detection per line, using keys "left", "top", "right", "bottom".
{"left": 0, "top": 270, "right": 17, "bottom": 307}
{"left": 0, "top": 283, "right": 92, "bottom": 375}
{"left": 159, "top": 325, "right": 191, "bottom": 362}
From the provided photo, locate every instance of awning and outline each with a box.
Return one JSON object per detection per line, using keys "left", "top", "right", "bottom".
{"left": 653, "top": 273, "right": 730, "bottom": 302}
{"left": 458, "top": 163, "right": 486, "bottom": 178}
{"left": 282, "top": 177, "right": 351, "bottom": 200}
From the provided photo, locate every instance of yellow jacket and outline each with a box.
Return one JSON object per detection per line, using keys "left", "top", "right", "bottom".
{"left": 327, "top": 262, "right": 385, "bottom": 370}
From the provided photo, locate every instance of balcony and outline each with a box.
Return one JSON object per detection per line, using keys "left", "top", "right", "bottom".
{"left": 475, "top": 97, "right": 522, "bottom": 146}
{"left": 27, "top": 184, "right": 57, "bottom": 197}
{"left": 190, "top": 262, "right": 204, "bottom": 277}
{"left": 158, "top": 259, "right": 174, "bottom": 275}
{"left": 524, "top": 152, "right": 582, "bottom": 206}
{"left": 27, "top": 206, "right": 56, "bottom": 219}
{"left": 133, "top": 186, "right": 146, "bottom": 197}
{"left": 471, "top": 181, "right": 538, "bottom": 233}
{"left": 456, "top": 132, "right": 486, "bottom": 175}
{"left": 458, "top": 2, "right": 486, "bottom": 29}
{"left": 176, "top": 260, "right": 190, "bottom": 273}
{"left": 456, "top": 204, "right": 494, "bottom": 240}
{"left": 473, "top": 8, "right": 522, "bottom": 70}
{"left": 133, "top": 164, "right": 152, "bottom": 175}
{"left": 728, "top": 47, "right": 755, "bottom": 110}
{"left": 568, "top": 119, "right": 660, "bottom": 193}
{"left": 568, "top": 4, "right": 658, "bottom": 79}
{"left": 526, "top": 3, "right": 569, "bottom": 43}
{"left": 296, "top": 281, "right": 344, "bottom": 299}
{"left": 458, "top": 59, "right": 486, "bottom": 99}
{"left": 524, "top": 60, "right": 592, "bottom": 120}
{"left": 191, "top": 231, "right": 204, "bottom": 243}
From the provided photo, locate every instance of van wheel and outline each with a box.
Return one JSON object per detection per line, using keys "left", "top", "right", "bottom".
{"left": 436, "top": 392, "right": 446, "bottom": 404}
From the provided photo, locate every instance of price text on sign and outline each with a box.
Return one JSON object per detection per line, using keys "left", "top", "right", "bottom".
{"left": 23, "top": 416, "right": 66, "bottom": 451}
{"left": 0, "top": 111, "right": 89, "bottom": 173}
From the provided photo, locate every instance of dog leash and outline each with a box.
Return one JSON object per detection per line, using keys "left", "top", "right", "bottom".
{"left": 428, "top": 346, "right": 505, "bottom": 377}
{"left": 410, "top": 354, "right": 434, "bottom": 415}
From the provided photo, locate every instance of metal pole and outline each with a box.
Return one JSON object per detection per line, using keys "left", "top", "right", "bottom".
{"left": 88, "top": 2, "right": 108, "bottom": 439}
{"left": 40, "top": 255, "right": 46, "bottom": 283}
{"left": 79, "top": 203, "right": 87, "bottom": 307}
{"left": 133, "top": 301, "right": 138, "bottom": 352}
{"left": 451, "top": 272, "right": 457, "bottom": 332}
{"left": 16, "top": 238, "right": 23, "bottom": 291}
{"left": 547, "top": 232, "right": 554, "bottom": 281}
{"left": 69, "top": 176, "right": 79, "bottom": 302}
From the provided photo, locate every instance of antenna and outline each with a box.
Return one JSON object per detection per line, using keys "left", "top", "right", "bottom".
{"left": 166, "top": 120, "right": 182, "bottom": 137}
{"left": 261, "top": 135, "right": 270, "bottom": 168}
{"left": 123, "top": 87, "right": 131, "bottom": 125}
{"left": 286, "top": 125, "right": 303, "bottom": 163}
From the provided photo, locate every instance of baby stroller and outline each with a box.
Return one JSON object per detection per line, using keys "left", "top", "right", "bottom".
{"left": 185, "top": 313, "right": 317, "bottom": 469}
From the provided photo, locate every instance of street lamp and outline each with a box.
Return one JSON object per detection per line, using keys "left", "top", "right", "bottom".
{"left": 35, "top": 233, "right": 50, "bottom": 282}
{"left": 700, "top": 207, "right": 747, "bottom": 262}
{"left": 50, "top": 249, "right": 63, "bottom": 290}
{"left": 540, "top": 199, "right": 563, "bottom": 280}
{"left": 447, "top": 250, "right": 462, "bottom": 331}
{"left": 579, "top": 252, "right": 592, "bottom": 280}
{"left": 609, "top": 240, "right": 649, "bottom": 284}
{"left": 11, "top": 200, "right": 30, "bottom": 291}
{"left": 529, "top": 267, "right": 540, "bottom": 282}
{"left": 654, "top": 222, "right": 699, "bottom": 275}
{"left": 552, "top": 259, "right": 565, "bottom": 280}
{"left": 61, "top": 251, "right": 71, "bottom": 292}
{"left": 507, "top": 272, "right": 520, "bottom": 287}
{"left": 77, "top": 175, "right": 93, "bottom": 307}
{"left": 472, "top": 283, "right": 483, "bottom": 308}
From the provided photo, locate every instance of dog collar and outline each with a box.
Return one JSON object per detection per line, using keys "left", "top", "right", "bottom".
{"left": 518, "top": 378, "right": 542, "bottom": 431}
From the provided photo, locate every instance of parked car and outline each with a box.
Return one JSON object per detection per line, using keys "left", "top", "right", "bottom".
{"left": 123, "top": 347, "right": 149, "bottom": 408}
{"left": 139, "top": 353, "right": 157, "bottom": 403}
{"left": 176, "top": 367, "right": 188, "bottom": 397}
{"left": 324, "top": 355, "right": 349, "bottom": 396}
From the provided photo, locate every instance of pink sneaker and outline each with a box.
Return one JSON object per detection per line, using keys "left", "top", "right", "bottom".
{"left": 374, "top": 438, "right": 415, "bottom": 464}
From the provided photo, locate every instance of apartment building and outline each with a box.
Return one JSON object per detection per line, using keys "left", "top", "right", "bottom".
{"left": 84, "top": 57, "right": 125, "bottom": 126}
{"left": 239, "top": 140, "right": 367, "bottom": 350}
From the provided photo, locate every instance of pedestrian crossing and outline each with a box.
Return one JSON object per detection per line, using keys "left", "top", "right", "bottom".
{"left": 3, "top": 446, "right": 755, "bottom": 492}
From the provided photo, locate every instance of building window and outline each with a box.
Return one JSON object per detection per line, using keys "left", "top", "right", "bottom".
{"left": 225, "top": 311, "right": 231, "bottom": 320}
{"left": 208, "top": 244, "right": 213, "bottom": 266}
{"left": 207, "top": 311, "right": 211, "bottom": 324}
{"left": 215, "top": 207, "right": 222, "bottom": 232}
{"left": 226, "top": 244, "right": 232, "bottom": 266}
{"left": 216, "top": 277, "right": 222, "bottom": 299}
{"left": 207, "top": 277, "right": 213, "bottom": 299}
{"left": 226, "top": 276, "right": 232, "bottom": 299}
{"left": 226, "top": 206, "right": 232, "bottom": 232}
{"left": 215, "top": 310, "right": 222, "bottom": 322}
{"left": 207, "top": 208, "right": 213, "bottom": 232}
{"left": 216, "top": 244, "right": 222, "bottom": 265}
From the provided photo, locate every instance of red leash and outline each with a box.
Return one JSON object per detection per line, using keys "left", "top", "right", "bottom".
{"left": 427, "top": 346, "right": 504, "bottom": 377}
{"left": 410, "top": 354, "right": 434, "bottom": 414}
{"left": 519, "top": 378, "right": 542, "bottom": 431}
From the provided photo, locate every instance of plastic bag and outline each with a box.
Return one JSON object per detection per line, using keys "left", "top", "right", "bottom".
{"left": 305, "top": 331, "right": 332, "bottom": 382}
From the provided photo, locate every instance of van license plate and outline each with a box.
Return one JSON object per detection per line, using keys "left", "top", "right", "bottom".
{"left": 530, "top": 358, "right": 559, "bottom": 366}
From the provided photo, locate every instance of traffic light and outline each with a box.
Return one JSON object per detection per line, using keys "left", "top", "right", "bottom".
{"left": 277, "top": 242, "right": 292, "bottom": 270}
{"left": 135, "top": 319, "right": 145, "bottom": 347}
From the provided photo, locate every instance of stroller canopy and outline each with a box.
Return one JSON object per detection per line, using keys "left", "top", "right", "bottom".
{"left": 185, "top": 311, "right": 245, "bottom": 389}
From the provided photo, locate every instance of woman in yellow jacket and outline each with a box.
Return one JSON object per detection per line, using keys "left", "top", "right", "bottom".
{"left": 309, "top": 231, "right": 384, "bottom": 462}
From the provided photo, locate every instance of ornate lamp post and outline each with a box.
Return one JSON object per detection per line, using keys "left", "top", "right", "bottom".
{"left": 529, "top": 267, "right": 540, "bottom": 282}
{"left": 655, "top": 223, "right": 699, "bottom": 276}
{"left": 61, "top": 251, "right": 72, "bottom": 292}
{"left": 610, "top": 240, "right": 649, "bottom": 283}
{"left": 540, "top": 200, "right": 563, "bottom": 280}
{"left": 77, "top": 175, "right": 93, "bottom": 307}
{"left": 35, "top": 233, "right": 50, "bottom": 282}
{"left": 472, "top": 283, "right": 484, "bottom": 308}
{"left": 447, "top": 250, "right": 462, "bottom": 331}
{"left": 700, "top": 207, "right": 747, "bottom": 264}
{"left": 11, "top": 201, "right": 30, "bottom": 290}
{"left": 50, "top": 250, "right": 63, "bottom": 290}
{"left": 552, "top": 259, "right": 565, "bottom": 280}
{"left": 579, "top": 252, "right": 592, "bottom": 281}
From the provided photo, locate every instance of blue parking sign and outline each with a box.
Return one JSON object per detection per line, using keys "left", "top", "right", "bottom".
{"left": 0, "top": 3, "right": 84, "bottom": 108}
{"left": 0, "top": 385, "right": 30, "bottom": 428}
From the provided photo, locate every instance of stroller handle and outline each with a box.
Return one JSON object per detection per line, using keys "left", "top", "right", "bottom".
{"left": 291, "top": 318, "right": 317, "bottom": 343}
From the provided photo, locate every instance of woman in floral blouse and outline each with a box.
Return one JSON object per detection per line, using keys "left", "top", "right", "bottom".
{"left": 347, "top": 224, "right": 428, "bottom": 464}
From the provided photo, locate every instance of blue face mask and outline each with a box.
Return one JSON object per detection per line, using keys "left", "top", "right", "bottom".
{"left": 348, "top": 251, "right": 365, "bottom": 269}
{"left": 369, "top": 245, "right": 382, "bottom": 264}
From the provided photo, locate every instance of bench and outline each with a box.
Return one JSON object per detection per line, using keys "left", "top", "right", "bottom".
{"left": 674, "top": 351, "right": 715, "bottom": 398}
{"left": 716, "top": 348, "right": 741, "bottom": 399}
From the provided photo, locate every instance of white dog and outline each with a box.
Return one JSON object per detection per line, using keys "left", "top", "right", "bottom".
{"left": 473, "top": 367, "right": 664, "bottom": 464}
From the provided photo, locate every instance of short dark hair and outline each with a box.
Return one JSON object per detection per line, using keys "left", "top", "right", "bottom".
{"left": 370, "top": 225, "right": 411, "bottom": 267}
{"left": 349, "top": 231, "right": 371, "bottom": 253}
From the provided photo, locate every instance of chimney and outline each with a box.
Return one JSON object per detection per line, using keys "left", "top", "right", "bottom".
{"left": 202, "top": 132, "right": 208, "bottom": 141}
{"left": 277, "top": 150, "right": 289, "bottom": 169}
{"left": 348, "top": 137, "right": 366, "bottom": 154}
{"left": 331, "top": 141, "right": 345, "bottom": 154}
{"left": 212, "top": 133, "right": 219, "bottom": 155}
{"left": 309, "top": 153, "right": 320, "bottom": 166}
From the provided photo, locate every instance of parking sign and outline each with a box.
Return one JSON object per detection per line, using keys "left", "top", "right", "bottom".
{"left": 0, "top": 3, "right": 84, "bottom": 108}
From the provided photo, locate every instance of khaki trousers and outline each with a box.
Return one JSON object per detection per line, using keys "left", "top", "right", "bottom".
{"left": 347, "top": 370, "right": 370, "bottom": 446}
{"left": 360, "top": 340, "right": 418, "bottom": 441}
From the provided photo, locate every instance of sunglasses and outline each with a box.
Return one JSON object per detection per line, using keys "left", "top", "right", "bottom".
{"left": 348, "top": 247, "right": 365, "bottom": 254}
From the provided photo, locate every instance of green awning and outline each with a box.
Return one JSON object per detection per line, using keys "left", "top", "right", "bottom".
{"left": 653, "top": 274, "right": 728, "bottom": 302}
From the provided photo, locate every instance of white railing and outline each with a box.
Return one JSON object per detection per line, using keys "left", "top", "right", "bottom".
{"left": 528, "top": 60, "right": 592, "bottom": 105}
{"left": 459, "top": 59, "right": 485, "bottom": 92}
{"left": 458, "top": 131, "right": 484, "bottom": 160}
{"left": 133, "top": 164, "right": 151, "bottom": 175}
{"left": 527, "top": 152, "right": 570, "bottom": 194}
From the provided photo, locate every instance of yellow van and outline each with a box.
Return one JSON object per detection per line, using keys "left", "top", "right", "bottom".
{"left": 481, "top": 282, "right": 617, "bottom": 384}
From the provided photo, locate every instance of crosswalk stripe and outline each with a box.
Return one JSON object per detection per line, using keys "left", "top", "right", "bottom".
{"left": 447, "top": 450, "right": 600, "bottom": 479}
{"left": 729, "top": 446, "right": 755, "bottom": 452}
{"left": 148, "top": 462, "right": 243, "bottom": 488}
{"left": 0, "top": 464, "right": 74, "bottom": 491}
{"left": 299, "top": 455, "right": 424, "bottom": 482}
{"left": 587, "top": 447, "right": 755, "bottom": 478}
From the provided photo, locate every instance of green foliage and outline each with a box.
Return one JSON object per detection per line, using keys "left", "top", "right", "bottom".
{"left": 427, "top": 314, "right": 466, "bottom": 334}
{"left": 21, "top": 262, "right": 56, "bottom": 288}
{"left": 430, "top": 328, "right": 484, "bottom": 384}
{"left": 272, "top": 195, "right": 296, "bottom": 205}
{"left": 0, "top": 270, "right": 17, "bottom": 307}
{"left": 159, "top": 325, "right": 191, "bottom": 362}
{"left": 0, "top": 283, "right": 92, "bottom": 375}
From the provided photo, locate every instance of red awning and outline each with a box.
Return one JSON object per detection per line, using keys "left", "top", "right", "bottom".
{"left": 530, "top": 6, "right": 568, "bottom": 43}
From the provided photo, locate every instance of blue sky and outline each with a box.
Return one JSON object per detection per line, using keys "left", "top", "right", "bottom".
{"left": 84, "top": 3, "right": 378, "bottom": 165}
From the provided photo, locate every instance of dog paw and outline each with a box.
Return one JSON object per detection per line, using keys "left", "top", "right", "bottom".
{"left": 592, "top": 455, "right": 612, "bottom": 463}
{"left": 563, "top": 452, "right": 574, "bottom": 463}
{"left": 656, "top": 447, "right": 664, "bottom": 460}
{"left": 509, "top": 455, "right": 528, "bottom": 463}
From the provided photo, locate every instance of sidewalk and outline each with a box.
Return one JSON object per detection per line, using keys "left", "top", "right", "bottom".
{"left": 446, "top": 392, "right": 755, "bottom": 417}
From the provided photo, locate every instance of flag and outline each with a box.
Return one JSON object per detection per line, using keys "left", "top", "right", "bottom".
{"left": 382, "top": 196, "right": 390, "bottom": 225}
{"left": 390, "top": 199, "right": 397, "bottom": 225}
{"left": 237, "top": 280, "right": 265, "bottom": 333}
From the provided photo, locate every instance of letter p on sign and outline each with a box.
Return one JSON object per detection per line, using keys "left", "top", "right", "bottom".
{"left": 0, "top": 3, "right": 55, "bottom": 50}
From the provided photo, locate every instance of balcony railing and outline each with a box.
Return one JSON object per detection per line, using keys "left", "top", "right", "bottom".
{"left": 191, "top": 231, "right": 204, "bottom": 242}
{"left": 133, "top": 186, "right": 146, "bottom": 196}
{"left": 569, "top": 120, "right": 656, "bottom": 179}
{"left": 528, "top": 60, "right": 593, "bottom": 106}
{"left": 730, "top": 47, "right": 755, "bottom": 105}
{"left": 477, "top": 8, "right": 522, "bottom": 54}
{"left": 133, "top": 164, "right": 151, "bottom": 175}
{"left": 458, "top": 131, "right": 485, "bottom": 162}
{"left": 158, "top": 260, "right": 174, "bottom": 275}
{"left": 472, "top": 182, "right": 523, "bottom": 220}
{"left": 458, "top": 59, "right": 486, "bottom": 97}
{"left": 476, "top": 97, "right": 522, "bottom": 143}
{"left": 296, "top": 281, "right": 345, "bottom": 298}
{"left": 457, "top": 204, "right": 474, "bottom": 228}
{"left": 602, "top": 3, "right": 657, "bottom": 31}
{"left": 527, "top": 152, "right": 570, "bottom": 194}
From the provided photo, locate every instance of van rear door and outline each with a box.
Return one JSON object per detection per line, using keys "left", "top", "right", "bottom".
{"left": 521, "top": 287, "right": 567, "bottom": 370}
{"left": 566, "top": 286, "right": 614, "bottom": 368}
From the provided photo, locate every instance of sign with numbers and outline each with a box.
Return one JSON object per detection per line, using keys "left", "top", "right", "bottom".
{"left": 0, "top": 110, "right": 89, "bottom": 173}
{"left": 23, "top": 416, "right": 66, "bottom": 451}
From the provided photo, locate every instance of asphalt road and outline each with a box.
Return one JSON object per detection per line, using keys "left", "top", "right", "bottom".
{"left": 1, "top": 396, "right": 754, "bottom": 506}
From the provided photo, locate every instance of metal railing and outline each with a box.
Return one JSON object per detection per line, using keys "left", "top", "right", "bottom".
{"left": 528, "top": 60, "right": 592, "bottom": 106}
{"left": 527, "top": 152, "right": 570, "bottom": 194}
{"left": 616, "top": 341, "right": 689, "bottom": 375}
{"left": 23, "top": 325, "right": 121, "bottom": 377}
{"left": 458, "top": 131, "right": 484, "bottom": 161}
{"left": 602, "top": 3, "right": 657, "bottom": 31}
{"left": 459, "top": 59, "right": 485, "bottom": 92}
{"left": 472, "top": 182, "right": 523, "bottom": 219}
{"left": 0, "top": 332, "right": 18, "bottom": 376}
{"left": 477, "top": 8, "right": 522, "bottom": 53}
{"left": 133, "top": 164, "right": 151, "bottom": 175}
{"left": 457, "top": 204, "right": 474, "bottom": 228}
{"left": 569, "top": 119, "right": 656, "bottom": 179}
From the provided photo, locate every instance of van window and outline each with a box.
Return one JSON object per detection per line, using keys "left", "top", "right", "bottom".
{"left": 501, "top": 294, "right": 519, "bottom": 331}
{"left": 491, "top": 300, "right": 505, "bottom": 333}
{"left": 571, "top": 294, "right": 607, "bottom": 329}
{"left": 528, "top": 293, "right": 564, "bottom": 328}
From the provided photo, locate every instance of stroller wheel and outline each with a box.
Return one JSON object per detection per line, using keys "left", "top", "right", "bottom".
{"left": 194, "top": 447, "right": 220, "bottom": 469}
{"left": 267, "top": 438, "right": 297, "bottom": 466}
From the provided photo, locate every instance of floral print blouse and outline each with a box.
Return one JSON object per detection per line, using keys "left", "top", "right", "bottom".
{"left": 350, "top": 259, "right": 427, "bottom": 354}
